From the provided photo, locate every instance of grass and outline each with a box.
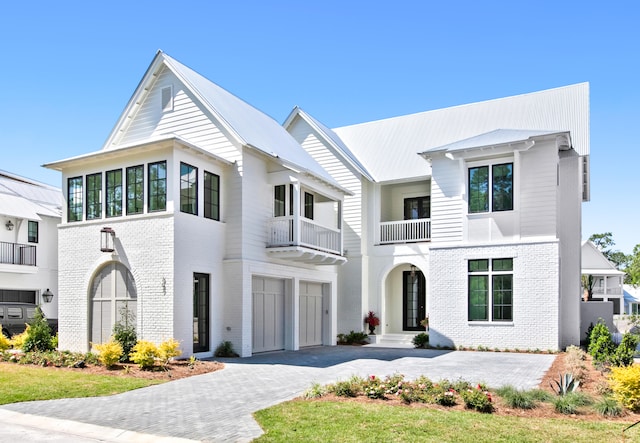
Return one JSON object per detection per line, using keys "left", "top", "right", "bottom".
{"left": 254, "top": 400, "right": 640, "bottom": 443}
{"left": 0, "top": 364, "right": 162, "bottom": 405}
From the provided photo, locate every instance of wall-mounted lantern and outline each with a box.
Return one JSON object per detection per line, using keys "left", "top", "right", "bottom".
{"left": 42, "top": 288, "right": 54, "bottom": 303}
{"left": 100, "top": 227, "right": 116, "bottom": 252}
{"left": 410, "top": 264, "right": 417, "bottom": 279}
{"left": 5, "top": 220, "right": 14, "bottom": 231}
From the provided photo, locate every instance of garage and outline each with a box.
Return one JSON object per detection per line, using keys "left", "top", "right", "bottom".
{"left": 252, "top": 276, "right": 285, "bottom": 353}
{"left": 299, "top": 281, "right": 323, "bottom": 347}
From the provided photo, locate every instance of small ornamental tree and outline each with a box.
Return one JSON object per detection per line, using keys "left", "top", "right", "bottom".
{"left": 23, "top": 306, "right": 54, "bottom": 352}
{"left": 587, "top": 321, "right": 615, "bottom": 365}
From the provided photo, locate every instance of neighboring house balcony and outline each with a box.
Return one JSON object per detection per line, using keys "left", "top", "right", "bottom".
{"left": 0, "top": 241, "right": 37, "bottom": 273}
{"left": 592, "top": 287, "right": 623, "bottom": 296}
{"left": 376, "top": 180, "right": 431, "bottom": 245}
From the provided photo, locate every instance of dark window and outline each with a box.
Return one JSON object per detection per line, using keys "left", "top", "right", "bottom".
{"left": 304, "top": 192, "right": 314, "bottom": 220}
{"left": 468, "top": 163, "right": 513, "bottom": 213}
{"left": 180, "top": 162, "right": 197, "bottom": 215}
{"left": 86, "top": 173, "right": 102, "bottom": 220}
{"left": 67, "top": 176, "right": 83, "bottom": 222}
{"left": 106, "top": 169, "right": 122, "bottom": 218}
{"left": 274, "top": 185, "right": 285, "bottom": 217}
{"left": 28, "top": 221, "right": 38, "bottom": 243}
{"left": 148, "top": 161, "right": 167, "bottom": 212}
{"left": 126, "top": 165, "right": 144, "bottom": 215}
{"left": 404, "top": 196, "right": 431, "bottom": 220}
{"left": 468, "top": 258, "right": 513, "bottom": 322}
{"left": 204, "top": 171, "right": 220, "bottom": 220}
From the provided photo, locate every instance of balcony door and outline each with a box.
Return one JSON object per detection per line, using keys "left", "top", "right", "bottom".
{"left": 404, "top": 196, "right": 430, "bottom": 220}
{"left": 403, "top": 270, "right": 425, "bottom": 331}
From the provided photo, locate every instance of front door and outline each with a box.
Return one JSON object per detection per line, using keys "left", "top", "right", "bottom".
{"left": 193, "top": 273, "right": 210, "bottom": 353}
{"left": 403, "top": 270, "right": 425, "bottom": 331}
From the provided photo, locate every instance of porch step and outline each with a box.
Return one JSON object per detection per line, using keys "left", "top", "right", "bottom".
{"left": 366, "top": 333, "right": 418, "bottom": 348}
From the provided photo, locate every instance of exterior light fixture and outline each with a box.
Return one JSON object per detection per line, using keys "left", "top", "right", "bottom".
{"left": 410, "top": 264, "right": 417, "bottom": 279}
{"left": 5, "top": 220, "right": 14, "bottom": 231}
{"left": 42, "top": 288, "right": 54, "bottom": 303}
{"left": 100, "top": 227, "right": 116, "bottom": 252}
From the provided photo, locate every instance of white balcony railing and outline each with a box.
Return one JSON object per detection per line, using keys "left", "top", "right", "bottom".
{"left": 267, "top": 216, "right": 341, "bottom": 255}
{"left": 592, "top": 287, "right": 623, "bottom": 296}
{"left": 379, "top": 219, "right": 431, "bottom": 244}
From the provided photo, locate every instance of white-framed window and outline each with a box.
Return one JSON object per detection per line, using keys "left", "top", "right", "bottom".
{"left": 631, "top": 303, "right": 640, "bottom": 315}
{"left": 468, "top": 258, "right": 513, "bottom": 321}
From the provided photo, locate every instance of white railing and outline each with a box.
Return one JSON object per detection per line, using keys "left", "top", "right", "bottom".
{"left": 592, "top": 287, "right": 623, "bottom": 295}
{"left": 379, "top": 219, "right": 431, "bottom": 244}
{"left": 267, "top": 216, "right": 341, "bottom": 255}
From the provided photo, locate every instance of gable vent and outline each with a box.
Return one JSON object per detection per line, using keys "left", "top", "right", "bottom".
{"left": 161, "top": 86, "right": 173, "bottom": 112}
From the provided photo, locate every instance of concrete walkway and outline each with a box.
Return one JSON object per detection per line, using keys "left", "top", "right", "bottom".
{"left": 0, "top": 346, "right": 556, "bottom": 442}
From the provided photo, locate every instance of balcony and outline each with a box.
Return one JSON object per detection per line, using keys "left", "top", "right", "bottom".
{"left": 592, "top": 287, "right": 623, "bottom": 296}
{"left": 267, "top": 216, "right": 345, "bottom": 265}
{"left": 379, "top": 219, "right": 431, "bottom": 245}
{"left": 0, "top": 241, "right": 36, "bottom": 266}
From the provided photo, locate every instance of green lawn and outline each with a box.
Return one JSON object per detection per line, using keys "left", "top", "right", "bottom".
{"left": 0, "top": 364, "right": 161, "bottom": 405}
{"left": 254, "top": 400, "right": 640, "bottom": 443}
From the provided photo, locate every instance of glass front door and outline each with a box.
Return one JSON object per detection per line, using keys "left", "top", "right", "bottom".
{"left": 193, "top": 273, "right": 210, "bottom": 353}
{"left": 403, "top": 270, "right": 425, "bottom": 331}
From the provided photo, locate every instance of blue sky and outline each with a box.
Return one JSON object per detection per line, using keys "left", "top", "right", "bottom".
{"left": 1, "top": 1, "right": 638, "bottom": 253}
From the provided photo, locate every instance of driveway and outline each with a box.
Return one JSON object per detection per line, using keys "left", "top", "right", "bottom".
{"left": 0, "top": 346, "right": 556, "bottom": 442}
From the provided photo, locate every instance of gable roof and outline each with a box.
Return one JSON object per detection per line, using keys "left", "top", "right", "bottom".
{"left": 332, "top": 83, "right": 589, "bottom": 183}
{"left": 581, "top": 240, "right": 625, "bottom": 275}
{"left": 102, "top": 51, "right": 342, "bottom": 191}
{"left": 283, "top": 107, "right": 374, "bottom": 182}
{"left": 0, "top": 170, "right": 62, "bottom": 219}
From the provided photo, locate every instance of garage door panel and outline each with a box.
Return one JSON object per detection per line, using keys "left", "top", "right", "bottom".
{"left": 299, "top": 282, "right": 323, "bottom": 347}
{"left": 252, "top": 277, "right": 285, "bottom": 353}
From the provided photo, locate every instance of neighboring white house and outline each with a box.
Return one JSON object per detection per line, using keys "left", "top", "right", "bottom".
{"left": 285, "top": 83, "right": 589, "bottom": 351}
{"left": 623, "top": 285, "right": 640, "bottom": 316}
{"left": 0, "top": 170, "right": 61, "bottom": 322}
{"left": 47, "top": 51, "right": 589, "bottom": 356}
{"left": 581, "top": 240, "right": 625, "bottom": 313}
{"left": 45, "top": 51, "right": 347, "bottom": 358}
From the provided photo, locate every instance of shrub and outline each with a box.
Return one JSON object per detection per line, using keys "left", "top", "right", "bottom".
{"left": 412, "top": 332, "right": 429, "bottom": 349}
{"left": 610, "top": 365, "right": 640, "bottom": 411}
{"left": 594, "top": 396, "right": 624, "bottom": 417}
{"left": 550, "top": 373, "right": 580, "bottom": 396}
{"left": 564, "top": 345, "right": 587, "bottom": 381}
{"left": 112, "top": 309, "right": 136, "bottom": 362}
{"left": 553, "top": 392, "right": 591, "bottom": 414}
{"left": 214, "top": 341, "right": 239, "bottom": 357}
{"left": 93, "top": 339, "right": 123, "bottom": 368}
{"left": 158, "top": 338, "right": 181, "bottom": 366}
{"left": 460, "top": 385, "right": 494, "bottom": 413}
{"left": 432, "top": 387, "right": 457, "bottom": 406}
{"left": 22, "top": 307, "right": 54, "bottom": 352}
{"left": 129, "top": 340, "right": 158, "bottom": 369}
{"left": 588, "top": 321, "right": 615, "bottom": 365}
{"left": 330, "top": 375, "right": 364, "bottom": 397}
{"left": 303, "top": 383, "right": 327, "bottom": 399}
{"left": 495, "top": 385, "right": 537, "bottom": 410}
{"left": 337, "top": 330, "right": 369, "bottom": 345}
{"left": 0, "top": 331, "right": 10, "bottom": 351}
{"left": 611, "top": 333, "right": 639, "bottom": 367}
{"left": 10, "top": 325, "right": 30, "bottom": 350}
{"left": 363, "top": 375, "right": 387, "bottom": 399}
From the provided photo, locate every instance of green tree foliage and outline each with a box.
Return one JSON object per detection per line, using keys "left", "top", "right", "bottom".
{"left": 587, "top": 321, "right": 615, "bottom": 365}
{"left": 588, "top": 232, "right": 630, "bottom": 270}
{"left": 626, "top": 244, "right": 640, "bottom": 287}
{"left": 22, "top": 306, "right": 54, "bottom": 352}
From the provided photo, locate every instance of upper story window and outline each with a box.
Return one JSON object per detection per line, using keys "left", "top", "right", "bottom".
{"left": 67, "top": 176, "right": 83, "bottom": 222}
{"left": 304, "top": 192, "right": 314, "bottom": 220}
{"left": 274, "top": 185, "right": 286, "bottom": 217}
{"left": 468, "top": 258, "right": 513, "bottom": 322}
{"left": 404, "top": 196, "right": 430, "bottom": 220}
{"left": 148, "top": 161, "right": 167, "bottom": 212}
{"left": 180, "top": 162, "right": 197, "bottom": 215}
{"left": 28, "top": 221, "right": 38, "bottom": 243}
{"left": 86, "top": 173, "right": 102, "bottom": 220}
{"left": 106, "top": 169, "right": 122, "bottom": 218}
{"left": 126, "top": 165, "right": 144, "bottom": 215}
{"left": 204, "top": 171, "right": 220, "bottom": 221}
{"left": 468, "top": 163, "right": 513, "bottom": 213}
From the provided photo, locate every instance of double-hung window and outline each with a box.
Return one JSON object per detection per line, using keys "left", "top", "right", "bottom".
{"left": 148, "top": 161, "right": 167, "bottom": 212}
{"left": 468, "top": 163, "right": 513, "bottom": 213}
{"left": 106, "top": 169, "right": 122, "bottom": 218}
{"left": 204, "top": 171, "right": 220, "bottom": 220}
{"left": 126, "top": 166, "right": 144, "bottom": 215}
{"left": 468, "top": 258, "right": 513, "bottom": 321}
{"left": 67, "top": 177, "right": 83, "bottom": 222}
{"left": 86, "top": 173, "right": 102, "bottom": 220}
{"left": 180, "top": 162, "right": 197, "bottom": 215}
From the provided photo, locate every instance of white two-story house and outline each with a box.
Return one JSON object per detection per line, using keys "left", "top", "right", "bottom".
{"left": 285, "top": 83, "right": 589, "bottom": 351}
{"left": 45, "top": 51, "right": 348, "bottom": 357}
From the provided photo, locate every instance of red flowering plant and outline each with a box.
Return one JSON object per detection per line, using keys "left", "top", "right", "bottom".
{"left": 364, "top": 311, "right": 380, "bottom": 334}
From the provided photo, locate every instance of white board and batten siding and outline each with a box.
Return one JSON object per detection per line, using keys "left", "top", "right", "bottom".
{"left": 115, "top": 67, "right": 241, "bottom": 164}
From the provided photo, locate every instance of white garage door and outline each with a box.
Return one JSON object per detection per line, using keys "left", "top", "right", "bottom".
{"left": 299, "top": 281, "right": 323, "bottom": 347}
{"left": 252, "top": 277, "right": 285, "bottom": 353}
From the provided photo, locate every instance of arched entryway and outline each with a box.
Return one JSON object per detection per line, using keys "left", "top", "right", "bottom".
{"left": 383, "top": 264, "right": 426, "bottom": 334}
{"left": 90, "top": 262, "right": 137, "bottom": 345}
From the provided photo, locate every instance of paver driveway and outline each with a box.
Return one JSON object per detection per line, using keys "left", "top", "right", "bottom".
{"left": 0, "top": 346, "right": 556, "bottom": 442}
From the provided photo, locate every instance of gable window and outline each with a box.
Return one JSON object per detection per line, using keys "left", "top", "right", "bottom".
{"left": 161, "top": 86, "right": 173, "bottom": 112}
{"left": 148, "top": 161, "right": 167, "bottom": 212}
{"left": 28, "top": 221, "right": 38, "bottom": 243}
{"left": 468, "top": 163, "right": 513, "bottom": 213}
{"left": 86, "top": 173, "right": 102, "bottom": 220}
{"left": 180, "top": 162, "right": 197, "bottom": 215}
{"left": 468, "top": 258, "right": 513, "bottom": 322}
{"left": 404, "top": 196, "right": 430, "bottom": 220}
{"left": 126, "top": 165, "right": 144, "bottom": 215}
{"left": 304, "top": 192, "right": 314, "bottom": 220}
{"left": 204, "top": 171, "right": 220, "bottom": 220}
{"left": 67, "top": 176, "right": 83, "bottom": 222}
{"left": 106, "top": 169, "right": 122, "bottom": 218}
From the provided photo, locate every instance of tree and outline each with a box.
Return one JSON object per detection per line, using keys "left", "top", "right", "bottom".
{"left": 626, "top": 244, "right": 640, "bottom": 287}
{"left": 588, "top": 232, "right": 630, "bottom": 270}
